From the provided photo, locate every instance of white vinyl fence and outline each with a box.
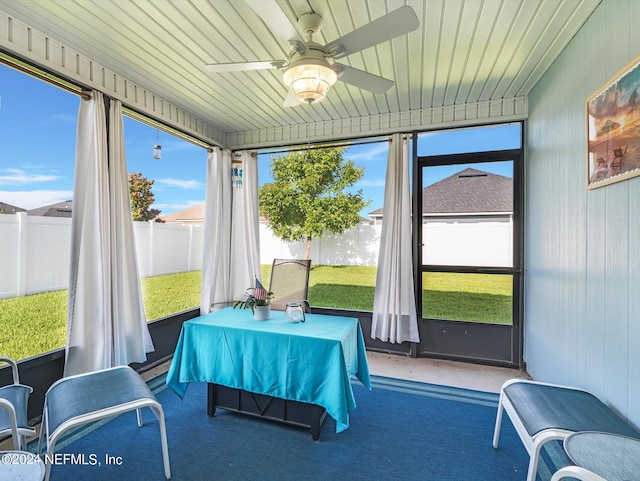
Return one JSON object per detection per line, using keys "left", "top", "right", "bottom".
{"left": 0, "top": 213, "right": 512, "bottom": 300}
{"left": 259, "top": 223, "right": 381, "bottom": 266}
{"left": 0, "top": 213, "right": 203, "bottom": 299}
{"left": 422, "top": 219, "right": 513, "bottom": 267}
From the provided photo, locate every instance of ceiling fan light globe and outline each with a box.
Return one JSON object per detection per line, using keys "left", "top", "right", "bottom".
{"left": 283, "top": 63, "right": 337, "bottom": 104}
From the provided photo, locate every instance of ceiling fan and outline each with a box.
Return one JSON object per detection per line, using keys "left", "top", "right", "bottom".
{"left": 205, "top": 1, "right": 419, "bottom": 107}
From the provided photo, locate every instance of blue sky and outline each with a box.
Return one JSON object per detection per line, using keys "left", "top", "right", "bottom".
{"left": 1, "top": 62, "right": 518, "bottom": 218}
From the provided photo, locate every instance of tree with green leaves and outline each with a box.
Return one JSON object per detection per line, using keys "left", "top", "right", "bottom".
{"left": 128, "top": 172, "right": 161, "bottom": 221}
{"left": 259, "top": 147, "right": 370, "bottom": 259}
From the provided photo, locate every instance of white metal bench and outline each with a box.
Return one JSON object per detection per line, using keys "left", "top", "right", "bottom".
{"left": 492, "top": 379, "right": 640, "bottom": 481}
{"left": 38, "top": 365, "right": 170, "bottom": 481}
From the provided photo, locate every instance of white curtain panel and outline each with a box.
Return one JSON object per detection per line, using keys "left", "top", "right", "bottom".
{"left": 200, "top": 147, "right": 232, "bottom": 313}
{"left": 371, "top": 133, "right": 420, "bottom": 344}
{"left": 65, "top": 91, "right": 153, "bottom": 376}
{"left": 106, "top": 99, "right": 154, "bottom": 366}
{"left": 229, "top": 150, "right": 261, "bottom": 299}
{"left": 201, "top": 149, "right": 261, "bottom": 313}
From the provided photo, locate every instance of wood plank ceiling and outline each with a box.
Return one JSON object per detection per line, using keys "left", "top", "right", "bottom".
{"left": 0, "top": 0, "right": 600, "bottom": 148}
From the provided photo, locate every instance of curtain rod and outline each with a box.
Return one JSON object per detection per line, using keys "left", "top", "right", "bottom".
{"left": 258, "top": 137, "right": 390, "bottom": 156}
{"left": 0, "top": 51, "right": 90, "bottom": 99}
{"left": 123, "top": 107, "right": 217, "bottom": 151}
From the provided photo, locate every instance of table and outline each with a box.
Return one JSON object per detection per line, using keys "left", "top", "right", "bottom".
{"left": 166, "top": 307, "right": 371, "bottom": 439}
{"left": 0, "top": 451, "right": 45, "bottom": 481}
{"left": 551, "top": 431, "right": 640, "bottom": 481}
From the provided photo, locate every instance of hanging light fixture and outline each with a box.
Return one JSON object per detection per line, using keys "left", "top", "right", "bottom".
{"left": 282, "top": 58, "right": 338, "bottom": 104}
{"left": 153, "top": 130, "right": 162, "bottom": 160}
{"left": 281, "top": 12, "right": 338, "bottom": 105}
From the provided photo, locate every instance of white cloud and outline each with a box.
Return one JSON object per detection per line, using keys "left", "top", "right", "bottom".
{"left": 346, "top": 143, "right": 389, "bottom": 162}
{"left": 357, "top": 179, "right": 386, "bottom": 187}
{"left": 0, "top": 168, "right": 60, "bottom": 185}
{"left": 155, "top": 178, "right": 204, "bottom": 189}
{"left": 0, "top": 190, "right": 73, "bottom": 210}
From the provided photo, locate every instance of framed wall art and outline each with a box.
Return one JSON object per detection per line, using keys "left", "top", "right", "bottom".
{"left": 587, "top": 54, "right": 640, "bottom": 189}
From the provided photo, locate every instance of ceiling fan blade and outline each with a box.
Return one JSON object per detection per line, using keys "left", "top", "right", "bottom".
{"left": 334, "top": 64, "right": 394, "bottom": 94}
{"left": 204, "top": 61, "right": 280, "bottom": 72}
{"left": 245, "top": 0, "right": 303, "bottom": 44}
{"left": 325, "top": 5, "right": 419, "bottom": 58}
{"left": 283, "top": 89, "right": 300, "bottom": 107}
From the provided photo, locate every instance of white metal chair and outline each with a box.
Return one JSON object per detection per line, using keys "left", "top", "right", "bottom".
{"left": 0, "top": 356, "right": 35, "bottom": 450}
{"left": 493, "top": 379, "right": 640, "bottom": 481}
{"left": 38, "top": 365, "right": 170, "bottom": 481}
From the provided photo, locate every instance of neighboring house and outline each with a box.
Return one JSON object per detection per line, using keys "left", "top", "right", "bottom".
{"left": 368, "top": 167, "right": 513, "bottom": 267}
{"left": 368, "top": 167, "right": 512, "bottom": 224}
{"left": 0, "top": 202, "right": 26, "bottom": 214}
{"left": 24, "top": 200, "right": 169, "bottom": 221}
{"left": 27, "top": 200, "right": 73, "bottom": 218}
{"left": 159, "top": 204, "right": 205, "bottom": 225}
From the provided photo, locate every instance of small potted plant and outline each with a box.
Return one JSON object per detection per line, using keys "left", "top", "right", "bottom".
{"left": 234, "top": 279, "right": 273, "bottom": 320}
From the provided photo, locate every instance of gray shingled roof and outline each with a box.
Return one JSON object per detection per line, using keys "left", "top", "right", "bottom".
{"left": 423, "top": 167, "right": 512, "bottom": 214}
{"left": 27, "top": 200, "right": 73, "bottom": 218}
{"left": 368, "top": 167, "right": 512, "bottom": 217}
{"left": 0, "top": 202, "right": 26, "bottom": 214}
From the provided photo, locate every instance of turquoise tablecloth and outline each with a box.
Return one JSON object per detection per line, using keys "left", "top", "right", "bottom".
{"left": 166, "top": 307, "right": 371, "bottom": 433}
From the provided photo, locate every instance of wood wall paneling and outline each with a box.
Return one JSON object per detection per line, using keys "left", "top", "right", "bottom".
{"left": 526, "top": 0, "right": 640, "bottom": 428}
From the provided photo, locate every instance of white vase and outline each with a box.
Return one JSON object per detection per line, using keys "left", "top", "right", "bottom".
{"left": 253, "top": 305, "right": 271, "bottom": 321}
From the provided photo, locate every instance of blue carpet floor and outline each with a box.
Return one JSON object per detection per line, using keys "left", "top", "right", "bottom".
{"left": 32, "top": 374, "right": 567, "bottom": 480}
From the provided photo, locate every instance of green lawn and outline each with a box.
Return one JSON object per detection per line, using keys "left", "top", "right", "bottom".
{"left": 0, "top": 290, "right": 68, "bottom": 361}
{"left": 0, "top": 271, "right": 201, "bottom": 361}
{"left": 262, "top": 264, "right": 378, "bottom": 311}
{"left": 140, "top": 270, "right": 202, "bottom": 320}
{"left": 0, "top": 266, "right": 512, "bottom": 361}
{"left": 422, "top": 272, "right": 513, "bottom": 324}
